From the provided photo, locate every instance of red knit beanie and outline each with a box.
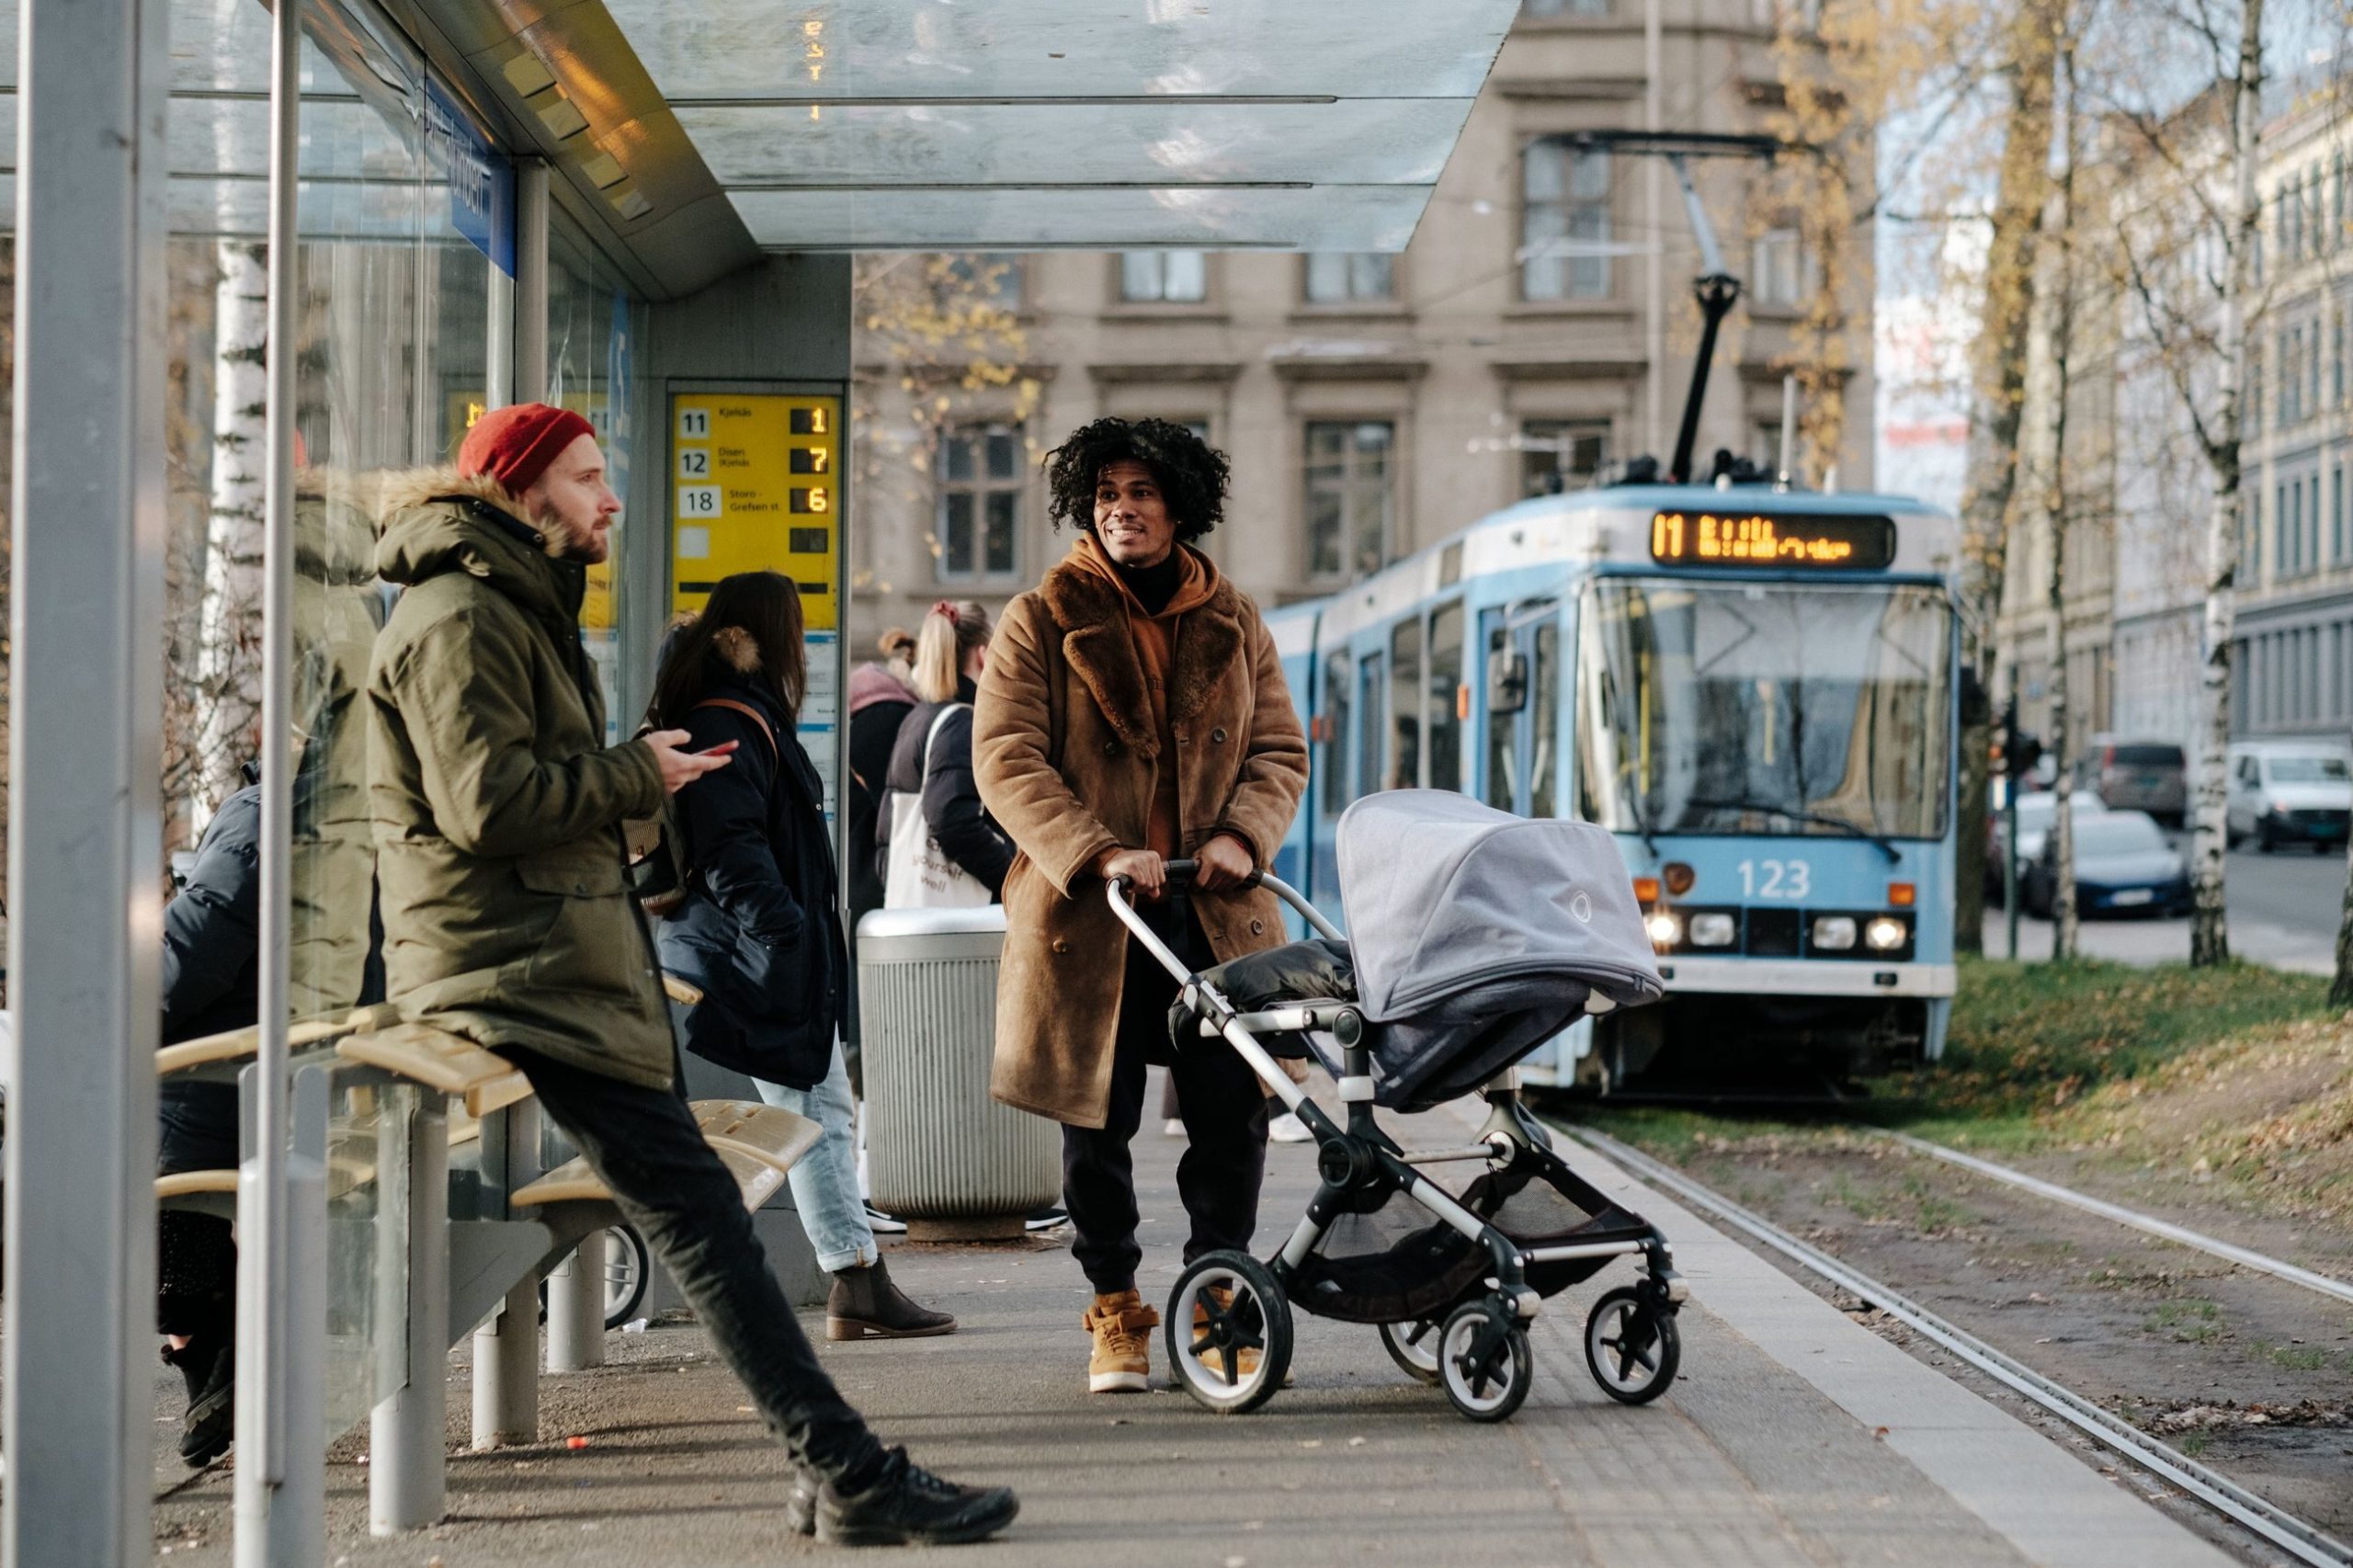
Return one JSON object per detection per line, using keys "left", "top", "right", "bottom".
{"left": 459, "top": 403, "right": 596, "bottom": 494}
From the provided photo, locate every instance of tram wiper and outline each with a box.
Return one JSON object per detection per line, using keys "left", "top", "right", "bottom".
{"left": 1682, "top": 796, "right": 1902, "bottom": 864}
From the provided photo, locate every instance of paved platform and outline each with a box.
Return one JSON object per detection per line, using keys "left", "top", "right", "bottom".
{"left": 151, "top": 1075, "right": 2237, "bottom": 1567}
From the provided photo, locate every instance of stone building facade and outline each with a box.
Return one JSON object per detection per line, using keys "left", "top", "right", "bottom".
{"left": 843, "top": 0, "right": 1879, "bottom": 651}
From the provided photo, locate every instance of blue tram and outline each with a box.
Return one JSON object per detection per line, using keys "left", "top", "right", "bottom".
{"left": 1262, "top": 483, "right": 1963, "bottom": 1092}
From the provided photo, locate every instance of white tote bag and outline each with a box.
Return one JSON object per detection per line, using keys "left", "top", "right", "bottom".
{"left": 882, "top": 703, "right": 994, "bottom": 909}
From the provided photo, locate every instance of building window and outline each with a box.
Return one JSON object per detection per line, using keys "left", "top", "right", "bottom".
{"left": 1304, "top": 420, "right": 1395, "bottom": 582}
{"left": 1518, "top": 418, "right": 1608, "bottom": 495}
{"left": 1304, "top": 252, "right": 1396, "bottom": 304}
{"left": 1523, "top": 0, "right": 1609, "bottom": 16}
{"left": 2248, "top": 345, "right": 2263, "bottom": 436}
{"left": 2314, "top": 474, "right": 2325, "bottom": 572}
{"left": 936, "top": 424, "right": 1023, "bottom": 582}
{"left": 1119, "top": 250, "right": 1207, "bottom": 303}
{"left": 2334, "top": 312, "right": 2345, "bottom": 408}
{"left": 1521, "top": 141, "right": 1612, "bottom": 301}
{"left": 938, "top": 253, "right": 1021, "bottom": 312}
{"left": 1751, "top": 227, "right": 1804, "bottom": 308}
{"left": 2325, "top": 461, "right": 2343, "bottom": 564}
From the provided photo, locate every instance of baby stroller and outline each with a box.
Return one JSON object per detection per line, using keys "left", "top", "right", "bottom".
{"left": 1109, "top": 790, "right": 1686, "bottom": 1423}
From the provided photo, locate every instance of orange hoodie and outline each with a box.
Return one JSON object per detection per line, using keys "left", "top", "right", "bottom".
{"left": 1068, "top": 533, "right": 1218, "bottom": 862}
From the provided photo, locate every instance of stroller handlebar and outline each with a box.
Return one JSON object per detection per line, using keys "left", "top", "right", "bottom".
{"left": 1102, "top": 858, "right": 1343, "bottom": 946}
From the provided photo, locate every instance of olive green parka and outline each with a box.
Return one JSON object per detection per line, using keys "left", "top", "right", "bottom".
{"left": 367, "top": 472, "right": 674, "bottom": 1088}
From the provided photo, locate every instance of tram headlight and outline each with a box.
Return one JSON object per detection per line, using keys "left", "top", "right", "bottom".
{"left": 1688, "top": 912, "right": 1736, "bottom": 947}
{"left": 1644, "top": 911, "right": 1683, "bottom": 949}
{"left": 1864, "top": 915, "right": 1910, "bottom": 952}
{"left": 1811, "top": 915, "right": 1858, "bottom": 951}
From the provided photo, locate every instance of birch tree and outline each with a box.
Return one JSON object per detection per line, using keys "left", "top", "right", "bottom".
{"left": 2106, "top": 0, "right": 2271, "bottom": 966}
{"left": 1956, "top": 0, "right": 2063, "bottom": 953}
{"left": 194, "top": 237, "right": 269, "bottom": 820}
{"left": 2043, "top": 24, "right": 2086, "bottom": 961}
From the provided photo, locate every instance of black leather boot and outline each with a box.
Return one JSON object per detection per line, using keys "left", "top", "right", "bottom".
{"left": 161, "top": 1324, "right": 235, "bottom": 1468}
{"left": 826, "top": 1256, "right": 956, "bottom": 1340}
{"left": 814, "top": 1447, "right": 1017, "bottom": 1547}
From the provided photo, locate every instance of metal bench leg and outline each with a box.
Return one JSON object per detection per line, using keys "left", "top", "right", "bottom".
{"left": 547, "top": 1230, "right": 607, "bottom": 1371}
{"left": 370, "top": 1088, "right": 449, "bottom": 1535}
{"left": 233, "top": 1064, "right": 330, "bottom": 1568}
{"left": 472, "top": 1098, "right": 541, "bottom": 1448}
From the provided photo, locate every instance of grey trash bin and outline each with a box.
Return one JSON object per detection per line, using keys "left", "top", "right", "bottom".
{"left": 857, "top": 905, "right": 1060, "bottom": 1241}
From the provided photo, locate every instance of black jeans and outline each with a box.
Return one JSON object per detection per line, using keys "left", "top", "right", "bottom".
{"left": 510, "top": 1049, "right": 885, "bottom": 1486}
{"left": 1063, "top": 903, "right": 1270, "bottom": 1295}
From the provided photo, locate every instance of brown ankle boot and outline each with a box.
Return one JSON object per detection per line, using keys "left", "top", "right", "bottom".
{"left": 827, "top": 1256, "right": 956, "bottom": 1341}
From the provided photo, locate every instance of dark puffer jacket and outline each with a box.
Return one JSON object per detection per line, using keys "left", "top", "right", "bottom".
{"left": 654, "top": 633, "right": 847, "bottom": 1092}
{"left": 875, "top": 677, "right": 1015, "bottom": 899}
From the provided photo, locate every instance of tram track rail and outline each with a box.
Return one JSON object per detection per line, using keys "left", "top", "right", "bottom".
{"left": 1559, "top": 1121, "right": 2353, "bottom": 1568}
{"left": 1867, "top": 1130, "right": 2353, "bottom": 1310}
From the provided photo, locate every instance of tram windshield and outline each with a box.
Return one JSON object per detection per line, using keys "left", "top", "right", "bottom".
{"left": 1575, "top": 578, "right": 1955, "bottom": 842}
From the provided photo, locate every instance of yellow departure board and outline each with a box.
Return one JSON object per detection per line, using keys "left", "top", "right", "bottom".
{"left": 670, "top": 392, "right": 841, "bottom": 628}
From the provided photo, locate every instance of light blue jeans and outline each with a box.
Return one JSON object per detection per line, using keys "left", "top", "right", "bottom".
{"left": 754, "top": 1041, "right": 877, "bottom": 1273}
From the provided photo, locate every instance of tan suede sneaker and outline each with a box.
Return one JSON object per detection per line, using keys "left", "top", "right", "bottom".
{"left": 1084, "top": 1290, "right": 1161, "bottom": 1393}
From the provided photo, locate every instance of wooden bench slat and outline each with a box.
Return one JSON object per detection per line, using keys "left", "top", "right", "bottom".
{"left": 688, "top": 1099, "right": 821, "bottom": 1176}
{"left": 336, "top": 1025, "right": 516, "bottom": 1100}
{"left": 156, "top": 1003, "right": 397, "bottom": 1077}
{"left": 155, "top": 1170, "right": 237, "bottom": 1199}
{"left": 512, "top": 1142, "right": 786, "bottom": 1216}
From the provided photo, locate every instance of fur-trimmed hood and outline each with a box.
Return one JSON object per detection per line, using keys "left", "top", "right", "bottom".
{"left": 1038, "top": 542, "right": 1245, "bottom": 762}
{"left": 372, "top": 466, "right": 581, "bottom": 622}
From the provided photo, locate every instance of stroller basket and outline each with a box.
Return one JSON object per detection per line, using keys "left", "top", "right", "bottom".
{"left": 1290, "top": 1163, "right": 1657, "bottom": 1326}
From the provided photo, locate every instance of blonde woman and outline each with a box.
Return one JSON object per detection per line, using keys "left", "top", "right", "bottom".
{"left": 876, "top": 601, "right": 1015, "bottom": 900}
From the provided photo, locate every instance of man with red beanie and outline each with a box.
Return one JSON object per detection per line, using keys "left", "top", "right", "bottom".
{"left": 366, "top": 403, "right": 1017, "bottom": 1545}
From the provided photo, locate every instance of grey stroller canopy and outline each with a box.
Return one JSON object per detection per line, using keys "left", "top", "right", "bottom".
{"left": 1335, "top": 790, "right": 1663, "bottom": 1024}
{"left": 1187, "top": 792, "right": 1663, "bottom": 1109}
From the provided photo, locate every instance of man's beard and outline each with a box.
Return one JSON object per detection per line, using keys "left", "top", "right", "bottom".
{"left": 526, "top": 497, "right": 605, "bottom": 562}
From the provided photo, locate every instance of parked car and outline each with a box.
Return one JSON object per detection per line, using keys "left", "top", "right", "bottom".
{"left": 2084, "top": 735, "right": 2188, "bottom": 826}
{"left": 2021, "top": 810, "right": 2190, "bottom": 919}
{"left": 1984, "top": 790, "right": 2106, "bottom": 903}
{"left": 2225, "top": 742, "right": 2353, "bottom": 852}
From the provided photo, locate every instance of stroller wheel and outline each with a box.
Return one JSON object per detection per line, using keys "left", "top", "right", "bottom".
{"left": 1377, "top": 1318, "right": 1443, "bottom": 1385}
{"left": 1165, "top": 1251, "right": 1292, "bottom": 1415}
{"left": 1437, "top": 1301, "right": 1533, "bottom": 1423}
{"left": 1584, "top": 1285, "right": 1679, "bottom": 1404}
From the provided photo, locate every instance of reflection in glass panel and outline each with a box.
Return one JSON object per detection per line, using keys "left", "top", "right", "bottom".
{"left": 1322, "top": 653, "right": 1352, "bottom": 817}
{"left": 1356, "top": 653, "right": 1384, "bottom": 813}
{"left": 1387, "top": 617, "right": 1421, "bottom": 791}
{"left": 1531, "top": 620, "right": 1560, "bottom": 819}
{"left": 1574, "top": 581, "right": 1953, "bottom": 840}
{"left": 1428, "top": 600, "right": 1462, "bottom": 792}
{"left": 1484, "top": 624, "right": 1519, "bottom": 811}
{"left": 1120, "top": 248, "right": 1207, "bottom": 303}
{"left": 936, "top": 422, "right": 1023, "bottom": 581}
{"left": 1304, "top": 252, "right": 1394, "bottom": 303}
{"left": 985, "top": 492, "right": 1018, "bottom": 574}
{"left": 1522, "top": 141, "right": 1611, "bottom": 301}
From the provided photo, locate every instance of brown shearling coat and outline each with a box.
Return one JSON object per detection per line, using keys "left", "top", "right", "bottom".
{"left": 974, "top": 550, "right": 1308, "bottom": 1128}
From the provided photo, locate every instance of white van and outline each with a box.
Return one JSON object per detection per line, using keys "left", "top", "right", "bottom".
{"left": 2225, "top": 741, "right": 2353, "bottom": 852}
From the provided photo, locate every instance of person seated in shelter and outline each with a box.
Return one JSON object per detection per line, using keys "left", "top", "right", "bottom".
{"left": 648, "top": 576, "right": 956, "bottom": 1342}
{"left": 972, "top": 416, "right": 1308, "bottom": 1394}
{"left": 366, "top": 402, "right": 1015, "bottom": 1546}
{"left": 154, "top": 763, "right": 261, "bottom": 1469}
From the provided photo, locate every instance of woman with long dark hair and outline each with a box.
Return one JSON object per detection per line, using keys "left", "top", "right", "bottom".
{"left": 650, "top": 571, "right": 952, "bottom": 1340}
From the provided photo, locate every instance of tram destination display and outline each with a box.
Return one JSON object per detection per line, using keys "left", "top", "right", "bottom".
{"left": 1648, "top": 509, "right": 1895, "bottom": 571}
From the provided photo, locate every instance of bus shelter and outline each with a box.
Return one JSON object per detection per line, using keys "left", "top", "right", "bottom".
{"left": 0, "top": 0, "right": 1518, "bottom": 1562}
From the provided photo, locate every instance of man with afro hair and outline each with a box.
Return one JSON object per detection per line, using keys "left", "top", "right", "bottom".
{"left": 974, "top": 417, "right": 1308, "bottom": 1393}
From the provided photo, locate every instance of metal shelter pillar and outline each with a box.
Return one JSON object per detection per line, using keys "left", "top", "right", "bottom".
{"left": 2, "top": 1, "right": 170, "bottom": 1564}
